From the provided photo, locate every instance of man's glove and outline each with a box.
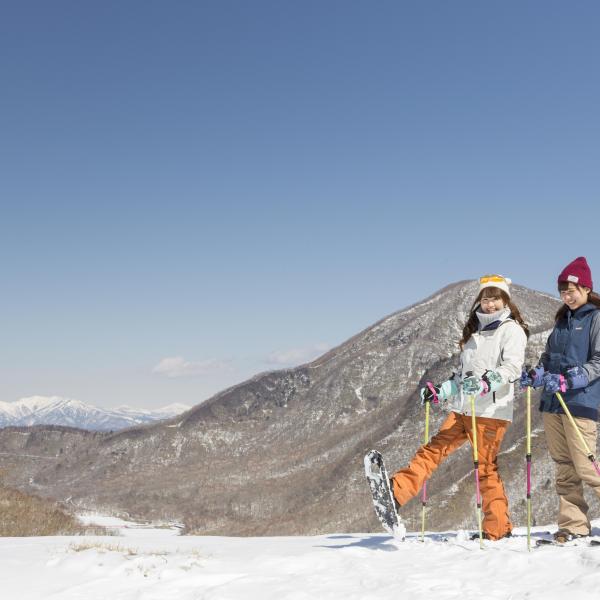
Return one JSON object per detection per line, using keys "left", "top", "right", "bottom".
{"left": 566, "top": 366, "right": 589, "bottom": 390}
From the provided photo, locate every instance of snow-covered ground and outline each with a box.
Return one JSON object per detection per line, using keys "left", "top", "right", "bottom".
{"left": 2, "top": 515, "right": 600, "bottom": 599}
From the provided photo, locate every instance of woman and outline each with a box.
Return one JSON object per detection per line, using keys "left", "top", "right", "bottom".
{"left": 522, "top": 256, "right": 600, "bottom": 543}
{"left": 390, "top": 274, "right": 528, "bottom": 540}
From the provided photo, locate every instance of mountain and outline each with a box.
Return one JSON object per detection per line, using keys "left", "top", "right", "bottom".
{"left": 1, "top": 281, "right": 596, "bottom": 536}
{"left": 0, "top": 396, "right": 191, "bottom": 431}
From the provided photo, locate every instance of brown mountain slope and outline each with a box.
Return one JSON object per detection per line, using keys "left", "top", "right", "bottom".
{"left": 2, "top": 281, "right": 597, "bottom": 535}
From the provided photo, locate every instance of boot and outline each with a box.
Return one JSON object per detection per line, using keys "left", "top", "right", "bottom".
{"left": 553, "top": 529, "right": 587, "bottom": 543}
{"left": 470, "top": 530, "right": 512, "bottom": 541}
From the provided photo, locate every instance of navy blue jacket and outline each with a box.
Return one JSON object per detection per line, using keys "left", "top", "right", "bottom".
{"left": 540, "top": 303, "right": 600, "bottom": 421}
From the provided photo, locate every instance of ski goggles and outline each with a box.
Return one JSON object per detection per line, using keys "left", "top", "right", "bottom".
{"left": 479, "top": 275, "right": 508, "bottom": 285}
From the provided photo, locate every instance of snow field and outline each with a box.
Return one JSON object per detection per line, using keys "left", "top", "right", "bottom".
{"left": 1, "top": 515, "right": 600, "bottom": 599}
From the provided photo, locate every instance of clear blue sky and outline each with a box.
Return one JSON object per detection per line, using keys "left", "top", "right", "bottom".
{"left": 2, "top": 1, "right": 599, "bottom": 409}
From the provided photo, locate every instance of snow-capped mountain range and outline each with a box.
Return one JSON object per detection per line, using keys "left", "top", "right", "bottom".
{"left": 0, "top": 396, "right": 191, "bottom": 431}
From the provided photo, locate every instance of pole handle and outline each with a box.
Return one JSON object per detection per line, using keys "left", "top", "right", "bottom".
{"left": 426, "top": 381, "right": 439, "bottom": 405}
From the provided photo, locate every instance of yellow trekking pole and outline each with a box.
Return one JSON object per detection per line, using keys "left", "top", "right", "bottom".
{"left": 555, "top": 391, "right": 600, "bottom": 477}
{"left": 420, "top": 383, "right": 439, "bottom": 541}
{"left": 420, "top": 398, "right": 430, "bottom": 542}
{"left": 470, "top": 393, "right": 484, "bottom": 549}
{"left": 525, "top": 386, "right": 532, "bottom": 551}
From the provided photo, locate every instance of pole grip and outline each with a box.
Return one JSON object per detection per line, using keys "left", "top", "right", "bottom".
{"left": 426, "top": 382, "right": 439, "bottom": 405}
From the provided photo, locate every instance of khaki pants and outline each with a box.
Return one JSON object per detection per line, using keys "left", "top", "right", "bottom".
{"left": 543, "top": 412, "right": 600, "bottom": 536}
{"left": 390, "top": 411, "right": 512, "bottom": 540}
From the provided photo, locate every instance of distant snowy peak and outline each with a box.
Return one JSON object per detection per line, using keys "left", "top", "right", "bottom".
{"left": 0, "top": 396, "right": 192, "bottom": 431}
{"left": 154, "top": 403, "right": 192, "bottom": 415}
{"left": 113, "top": 403, "right": 191, "bottom": 417}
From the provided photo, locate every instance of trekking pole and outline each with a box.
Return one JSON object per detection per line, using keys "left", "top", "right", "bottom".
{"left": 555, "top": 391, "right": 600, "bottom": 477}
{"left": 421, "top": 397, "right": 430, "bottom": 542}
{"left": 420, "top": 383, "right": 439, "bottom": 541}
{"left": 525, "top": 385, "right": 532, "bottom": 552}
{"left": 469, "top": 393, "right": 484, "bottom": 549}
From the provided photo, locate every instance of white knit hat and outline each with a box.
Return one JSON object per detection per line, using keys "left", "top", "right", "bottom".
{"left": 478, "top": 274, "right": 512, "bottom": 298}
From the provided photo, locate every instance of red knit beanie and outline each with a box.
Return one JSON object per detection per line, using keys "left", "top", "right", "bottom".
{"left": 557, "top": 256, "right": 593, "bottom": 290}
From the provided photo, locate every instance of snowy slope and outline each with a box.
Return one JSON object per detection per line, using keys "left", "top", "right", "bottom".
{"left": 1, "top": 515, "right": 600, "bottom": 600}
{"left": 0, "top": 396, "right": 191, "bottom": 431}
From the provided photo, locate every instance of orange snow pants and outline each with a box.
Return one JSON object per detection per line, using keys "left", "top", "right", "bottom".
{"left": 390, "top": 411, "right": 512, "bottom": 540}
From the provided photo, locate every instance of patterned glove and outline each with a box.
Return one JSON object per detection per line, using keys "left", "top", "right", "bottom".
{"left": 419, "top": 379, "right": 458, "bottom": 404}
{"left": 520, "top": 365, "right": 545, "bottom": 389}
{"left": 519, "top": 368, "right": 532, "bottom": 388}
{"left": 462, "top": 375, "right": 485, "bottom": 396}
{"left": 543, "top": 372, "right": 567, "bottom": 394}
{"left": 566, "top": 366, "right": 589, "bottom": 390}
{"left": 482, "top": 370, "right": 503, "bottom": 393}
{"left": 420, "top": 383, "right": 440, "bottom": 404}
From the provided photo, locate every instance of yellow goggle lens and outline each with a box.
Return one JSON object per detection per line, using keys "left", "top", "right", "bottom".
{"left": 479, "top": 275, "right": 506, "bottom": 284}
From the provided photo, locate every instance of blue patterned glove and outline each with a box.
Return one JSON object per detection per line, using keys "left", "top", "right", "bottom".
{"left": 543, "top": 372, "right": 567, "bottom": 394}
{"left": 523, "top": 365, "right": 545, "bottom": 388}
{"left": 462, "top": 375, "right": 485, "bottom": 396}
{"left": 566, "top": 366, "right": 589, "bottom": 390}
{"left": 520, "top": 368, "right": 533, "bottom": 389}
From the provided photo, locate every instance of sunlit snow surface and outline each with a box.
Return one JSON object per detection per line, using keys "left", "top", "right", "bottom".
{"left": 2, "top": 514, "right": 600, "bottom": 599}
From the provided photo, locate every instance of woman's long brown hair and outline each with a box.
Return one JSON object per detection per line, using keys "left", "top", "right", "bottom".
{"left": 555, "top": 283, "right": 600, "bottom": 321}
{"left": 459, "top": 286, "right": 530, "bottom": 349}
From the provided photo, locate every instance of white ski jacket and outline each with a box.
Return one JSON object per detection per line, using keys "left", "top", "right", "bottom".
{"left": 453, "top": 314, "right": 527, "bottom": 422}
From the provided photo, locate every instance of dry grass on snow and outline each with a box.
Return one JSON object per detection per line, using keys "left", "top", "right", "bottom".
{"left": 0, "top": 481, "right": 84, "bottom": 537}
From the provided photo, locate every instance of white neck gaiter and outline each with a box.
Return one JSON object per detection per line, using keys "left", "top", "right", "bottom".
{"left": 476, "top": 306, "right": 511, "bottom": 330}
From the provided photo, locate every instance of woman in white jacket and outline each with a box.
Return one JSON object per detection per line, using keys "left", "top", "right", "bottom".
{"left": 390, "top": 275, "right": 528, "bottom": 540}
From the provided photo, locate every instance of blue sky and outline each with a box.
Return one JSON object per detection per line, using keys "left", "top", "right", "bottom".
{"left": 1, "top": 1, "right": 599, "bottom": 409}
